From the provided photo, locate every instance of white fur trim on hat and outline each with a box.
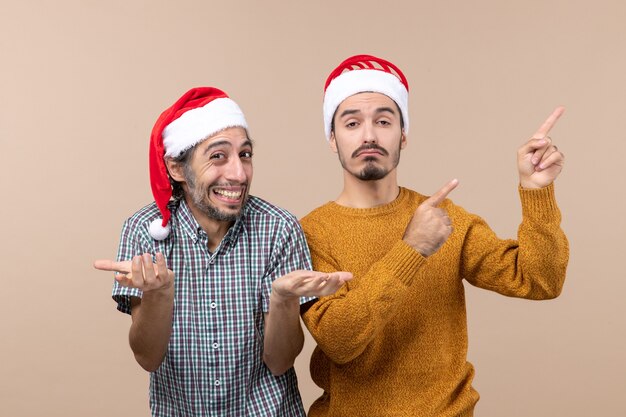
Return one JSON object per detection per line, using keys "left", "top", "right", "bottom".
{"left": 323, "top": 69, "right": 409, "bottom": 140}
{"left": 163, "top": 97, "right": 248, "bottom": 157}
{"left": 149, "top": 218, "right": 171, "bottom": 241}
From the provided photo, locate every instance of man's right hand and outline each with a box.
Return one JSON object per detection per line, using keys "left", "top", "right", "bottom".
{"left": 93, "top": 252, "right": 174, "bottom": 293}
{"left": 403, "top": 179, "right": 459, "bottom": 257}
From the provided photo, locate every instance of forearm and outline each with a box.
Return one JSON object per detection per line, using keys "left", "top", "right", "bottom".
{"left": 516, "top": 184, "right": 569, "bottom": 298}
{"left": 462, "top": 184, "right": 569, "bottom": 299}
{"left": 263, "top": 293, "right": 304, "bottom": 376}
{"left": 304, "top": 241, "right": 424, "bottom": 364}
{"left": 129, "top": 288, "right": 174, "bottom": 372}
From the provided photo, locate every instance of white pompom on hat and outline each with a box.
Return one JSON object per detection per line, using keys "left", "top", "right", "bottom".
{"left": 322, "top": 54, "right": 409, "bottom": 141}
{"left": 148, "top": 87, "right": 248, "bottom": 240}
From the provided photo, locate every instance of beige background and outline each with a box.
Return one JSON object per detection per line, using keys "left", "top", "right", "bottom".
{"left": 1, "top": 1, "right": 625, "bottom": 416}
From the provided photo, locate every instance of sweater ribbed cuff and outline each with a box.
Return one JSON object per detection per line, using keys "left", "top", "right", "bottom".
{"left": 379, "top": 240, "right": 426, "bottom": 287}
{"left": 518, "top": 183, "right": 561, "bottom": 221}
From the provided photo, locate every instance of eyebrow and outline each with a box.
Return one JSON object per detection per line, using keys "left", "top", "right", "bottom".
{"left": 338, "top": 106, "right": 397, "bottom": 119}
{"left": 203, "top": 139, "right": 253, "bottom": 155}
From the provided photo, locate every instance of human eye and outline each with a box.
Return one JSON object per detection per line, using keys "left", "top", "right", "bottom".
{"left": 240, "top": 150, "right": 253, "bottom": 159}
{"left": 345, "top": 121, "right": 359, "bottom": 128}
{"left": 209, "top": 152, "right": 226, "bottom": 160}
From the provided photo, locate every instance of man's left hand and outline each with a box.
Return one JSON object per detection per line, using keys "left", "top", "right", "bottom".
{"left": 272, "top": 270, "right": 353, "bottom": 302}
{"left": 518, "top": 106, "right": 565, "bottom": 189}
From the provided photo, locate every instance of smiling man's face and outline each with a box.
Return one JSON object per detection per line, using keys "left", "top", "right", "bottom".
{"left": 173, "top": 126, "right": 253, "bottom": 223}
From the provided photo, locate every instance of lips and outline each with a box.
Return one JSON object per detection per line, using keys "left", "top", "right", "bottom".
{"left": 214, "top": 189, "right": 242, "bottom": 199}
{"left": 357, "top": 149, "right": 383, "bottom": 157}
{"left": 352, "top": 144, "right": 389, "bottom": 159}
{"left": 212, "top": 187, "right": 245, "bottom": 203}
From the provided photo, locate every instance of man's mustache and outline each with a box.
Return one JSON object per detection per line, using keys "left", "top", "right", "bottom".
{"left": 352, "top": 143, "right": 389, "bottom": 158}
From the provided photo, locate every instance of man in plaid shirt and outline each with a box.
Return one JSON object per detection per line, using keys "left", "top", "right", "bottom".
{"left": 94, "top": 87, "right": 351, "bottom": 416}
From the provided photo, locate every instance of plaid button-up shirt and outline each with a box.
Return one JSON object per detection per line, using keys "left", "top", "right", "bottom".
{"left": 112, "top": 196, "right": 313, "bottom": 417}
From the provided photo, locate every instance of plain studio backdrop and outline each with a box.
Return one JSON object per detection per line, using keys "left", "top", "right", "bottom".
{"left": 1, "top": 1, "right": 624, "bottom": 416}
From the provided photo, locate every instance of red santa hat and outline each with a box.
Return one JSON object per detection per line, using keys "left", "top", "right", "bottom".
{"left": 148, "top": 86, "right": 248, "bottom": 240}
{"left": 323, "top": 54, "right": 409, "bottom": 140}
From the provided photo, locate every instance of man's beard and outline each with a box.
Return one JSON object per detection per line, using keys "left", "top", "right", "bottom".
{"left": 339, "top": 142, "right": 401, "bottom": 181}
{"left": 357, "top": 159, "right": 389, "bottom": 181}
{"left": 184, "top": 166, "right": 246, "bottom": 222}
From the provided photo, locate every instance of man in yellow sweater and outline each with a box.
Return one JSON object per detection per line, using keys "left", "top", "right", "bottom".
{"left": 300, "top": 54, "right": 569, "bottom": 416}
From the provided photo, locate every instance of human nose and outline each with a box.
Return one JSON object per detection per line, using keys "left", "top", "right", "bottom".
{"left": 362, "top": 121, "right": 377, "bottom": 143}
{"left": 225, "top": 157, "right": 247, "bottom": 183}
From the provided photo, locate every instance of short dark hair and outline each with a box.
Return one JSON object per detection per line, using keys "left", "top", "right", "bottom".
{"left": 168, "top": 146, "right": 197, "bottom": 200}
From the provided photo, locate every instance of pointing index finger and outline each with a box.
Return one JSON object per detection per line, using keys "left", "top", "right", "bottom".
{"left": 425, "top": 179, "right": 459, "bottom": 207}
{"left": 93, "top": 259, "right": 132, "bottom": 274}
{"left": 533, "top": 106, "right": 565, "bottom": 139}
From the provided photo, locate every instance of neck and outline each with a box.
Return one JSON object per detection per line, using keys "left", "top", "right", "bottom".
{"left": 183, "top": 196, "right": 233, "bottom": 252}
{"left": 335, "top": 170, "right": 400, "bottom": 208}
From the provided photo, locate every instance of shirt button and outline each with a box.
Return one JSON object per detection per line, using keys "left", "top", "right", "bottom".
{"left": 209, "top": 258, "right": 215, "bottom": 265}
{"left": 214, "top": 379, "right": 221, "bottom": 386}
{"left": 212, "top": 342, "right": 219, "bottom": 349}
{"left": 210, "top": 302, "right": 217, "bottom": 309}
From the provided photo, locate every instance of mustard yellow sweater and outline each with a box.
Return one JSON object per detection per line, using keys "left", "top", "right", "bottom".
{"left": 300, "top": 185, "right": 568, "bottom": 417}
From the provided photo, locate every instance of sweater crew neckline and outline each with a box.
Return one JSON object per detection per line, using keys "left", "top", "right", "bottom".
{"left": 329, "top": 187, "right": 410, "bottom": 216}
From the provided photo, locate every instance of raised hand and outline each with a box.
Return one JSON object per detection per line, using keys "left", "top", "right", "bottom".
{"left": 518, "top": 106, "right": 565, "bottom": 189}
{"left": 272, "top": 270, "right": 353, "bottom": 301}
{"left": 93, "top": 252, "right": 174, "bottom": 293}
{"left": 403, "top": 179, "right": 459, "bottom": 257}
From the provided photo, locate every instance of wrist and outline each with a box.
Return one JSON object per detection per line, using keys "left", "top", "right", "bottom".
{"left": 142, "top": 285, "right": 174, "bottom": 301}
{"left": 403, "top": 238, "right": 431, "bottom": 257}
{"left": 269, "top": 290, "right": 300, "bottom": 308}
{"left": 519, "top": 179, "right": 546, "bottom": 190}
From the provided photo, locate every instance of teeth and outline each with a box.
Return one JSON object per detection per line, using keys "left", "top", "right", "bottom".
{"left": 215, "top": 189, "right": 242, "bottom": 199}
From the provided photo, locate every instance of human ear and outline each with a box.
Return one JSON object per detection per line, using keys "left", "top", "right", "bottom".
{"left": 400, "top": 131, "right": 408, "bottom": 150}
{"left": 329, "top": 132, "right": 338, "bottom": 153}
{"left": 165, "top": 158, "right": 185, "bottom": 182}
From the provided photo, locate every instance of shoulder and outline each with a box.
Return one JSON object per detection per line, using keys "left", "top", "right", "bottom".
{"left": 300, "top": 201, "right": 338, "bottom": 244}
{"left": 124, "top": 201, "right": 162, "bottom": 226}
{"left": 243, "top": 195, "right": 301, "bottom": 230}
{"left": 413, "top": 188, "right": 479, "bottom": 229}
{"left": 121, "top": 200, "right": 180, "bottom": 239}
{"left": 124, "top": 200, "right": 180, "bottom": 227}
{"left": 300, "top": 201, "right": 335, "bottom": 228}
{"left": 398, "top": 186, "right": 478, "bottom": 229}
{"left": 403, "top": 186, "right": 464, "bottom": 213}
{"left": 400, "top": 187, "right": 426, "bottom": 207}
